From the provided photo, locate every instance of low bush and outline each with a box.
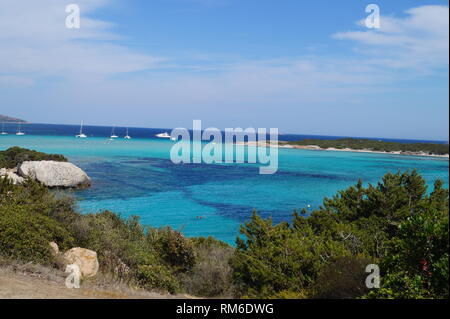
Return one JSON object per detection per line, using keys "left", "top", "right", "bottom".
{"left": 0, "top": 146, "right": 67, "bottom": 168}
{"left": 182, "top": 237, "right": 234, "bottom": 297}
{"left": 0, "top": 178, "right": 74, "bottom": 263}
{"left": 135, "top": 265, "right": 180, "bottom": 294}
{"left": 0, "top": 203, "right": 74, "bottom": 264}
{"left": 153, "top": 227, "right": 196, "bottom": 271}
{"left": 70, "top": 211, "right": 158, "bottom": 274}
{"left": 312, "top": 255, "right": 373, "bottom": 299}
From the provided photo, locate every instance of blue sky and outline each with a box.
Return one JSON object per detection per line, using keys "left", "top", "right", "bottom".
{"left": 0, "top": 0, "right": 448, "bottom": 140}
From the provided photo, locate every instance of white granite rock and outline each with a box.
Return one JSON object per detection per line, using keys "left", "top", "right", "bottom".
{"left": 17, "top": 161, "right": 91, "bottom": 188}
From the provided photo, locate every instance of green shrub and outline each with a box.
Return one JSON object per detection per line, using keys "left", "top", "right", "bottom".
{"left": 0, "top": 146, "right": 67, "bottom": 168}
{"left": 153, "top": 227, "right": 196, "bottom": 271}
{"left": 312, "top": 255, "right": 373, "bottom": 299}
{"left": 0, "top": 178, "right": 75, "bottom": 263}
{"left": 182, "top": 238, "right": 235, "bottom": 297}
{"left": 367, "top": 208, "right": 449, "bottom": 299}
{"left": 70, "top": 211, "right": 158, "bottom": 275}
{"left": 135, "top": 265, "right": 180, "bottom": 294}
{"left": 0, "top": 204, "right": 74, "bottom": 263}
{"left": 231, "top": 212, "right": 348, "bottom": 298}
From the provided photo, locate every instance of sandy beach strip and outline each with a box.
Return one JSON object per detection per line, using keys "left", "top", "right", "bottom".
{"left": 234, "top": 141, "right": 449, "bottom": 159}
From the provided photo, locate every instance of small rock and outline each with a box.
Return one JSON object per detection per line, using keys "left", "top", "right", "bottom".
{"left": 49, "top": 242, "right": 59, "bottom": 255}
{"left": 63, "top": 247, "right": 99, "bottom": 278}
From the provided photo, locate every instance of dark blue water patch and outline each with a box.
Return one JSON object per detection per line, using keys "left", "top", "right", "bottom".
{"left": 275, "top": 170, "right": 357, "bottom": 182}
{"left": 74, "top": 156, "right": 263, "bottom": 201}
{"left": 179, "top": 183, "right": 312, "bottom": 225}
{"left": 127, "top": 156, "right": 263, "bottom": 181}
{"left": 186, "top": 194, "right": 295, "bottom": 225}
{"left": 120, "top": 156, "right": 363, "bottom": 184}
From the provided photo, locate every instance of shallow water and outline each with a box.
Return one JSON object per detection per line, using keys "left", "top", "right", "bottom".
{"left": 1, "top": 130, "right": 448, "bottom": 244}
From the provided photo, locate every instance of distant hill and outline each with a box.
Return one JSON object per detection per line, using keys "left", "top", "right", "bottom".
{"left": 0, "top": 114, "right": 27, "bottom": 123}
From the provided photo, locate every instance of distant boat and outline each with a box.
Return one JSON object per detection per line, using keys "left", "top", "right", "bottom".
{"left": 76, "top": 121, "right": 87, "bottom": 138}
{"left": 124, "top": 128, "right": 131, "bottom": 140}
{"left": 110, "top": 126, "right": 118, "bottom": 138}
{"left": 1, "top": 123, "right": 7, "bottom": 135}
{"left": 16, "top": 124, "right": 25, "bottom": 136}
{"left": 156, "top": 132, "right": 171, "bottom": 138}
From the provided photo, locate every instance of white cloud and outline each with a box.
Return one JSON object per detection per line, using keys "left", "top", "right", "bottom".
{"left": 333, "top": 5, "right": 449, "bottom": 72}
{"left": 0, "top": 0, "right": 164, "bottom": 84}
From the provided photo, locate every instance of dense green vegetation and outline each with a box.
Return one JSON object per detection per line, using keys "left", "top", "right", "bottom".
{"left": 284, "top": 138, "right": 449, "bottom": 155}
{"left": 232, "top": 171, "right": 449, "bottom": 299}
{"left": 0, "top": 147, "right": 67, "bottom": 168}
{"left": 0, "top": 149, "right": 448, "bottom": 299}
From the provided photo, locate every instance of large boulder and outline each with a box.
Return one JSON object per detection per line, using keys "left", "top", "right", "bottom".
{"left": 17, "top": 161, "right": 91, "bottom": 188}
{"left": 63, "top": 247, "right": 99, "bottom": 278}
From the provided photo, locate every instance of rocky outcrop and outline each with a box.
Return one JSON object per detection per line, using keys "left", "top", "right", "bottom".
{"left": 0, "top": 114, "right": 27, "bottom": 123}
{"left": 63, "top": 247, "right": 99, "bottom": 278}
{"left": 0, "top": 168, "right": 24, "bottom": 184}
{"left": 17, "top": 161, "right": 91, "bottom": 188}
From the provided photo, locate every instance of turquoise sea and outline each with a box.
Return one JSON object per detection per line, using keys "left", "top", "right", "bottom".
{"left": 1, "top": 124, "right": 448, "bottom": 244}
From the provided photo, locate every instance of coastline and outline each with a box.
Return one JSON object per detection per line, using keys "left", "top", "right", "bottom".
{"left": 236, "top": 141, "right": 450, "bottom": 159}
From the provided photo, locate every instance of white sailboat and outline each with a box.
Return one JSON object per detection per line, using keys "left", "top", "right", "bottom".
{"left": 156, "top": 132, "right": 171, "bottom": 138}
{"left": 110, "top": 126, "right": 118, "bottom": 138}
{"left": 16, "top": 124, "right": 25, "bottom": 136}
{"left": 76, "top": 121, "right": 87, "bottom": 138}
{"left": 1, "top": 123, "right": 7, "bottom": 135}
{"left": 124, "top": 128, "right": 131, "bottom": 139}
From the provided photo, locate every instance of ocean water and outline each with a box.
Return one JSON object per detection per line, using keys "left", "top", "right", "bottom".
{"left": 1, "top": 123, "right": 448, "bottom": 244}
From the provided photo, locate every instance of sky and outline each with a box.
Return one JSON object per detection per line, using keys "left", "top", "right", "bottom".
{"left": 0, "top": 0, "right": 448, "bottom": 140}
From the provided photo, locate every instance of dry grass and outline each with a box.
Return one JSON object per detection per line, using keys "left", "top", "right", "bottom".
{"left": 0, "top": 258, "right": 195, "bottom": 299}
